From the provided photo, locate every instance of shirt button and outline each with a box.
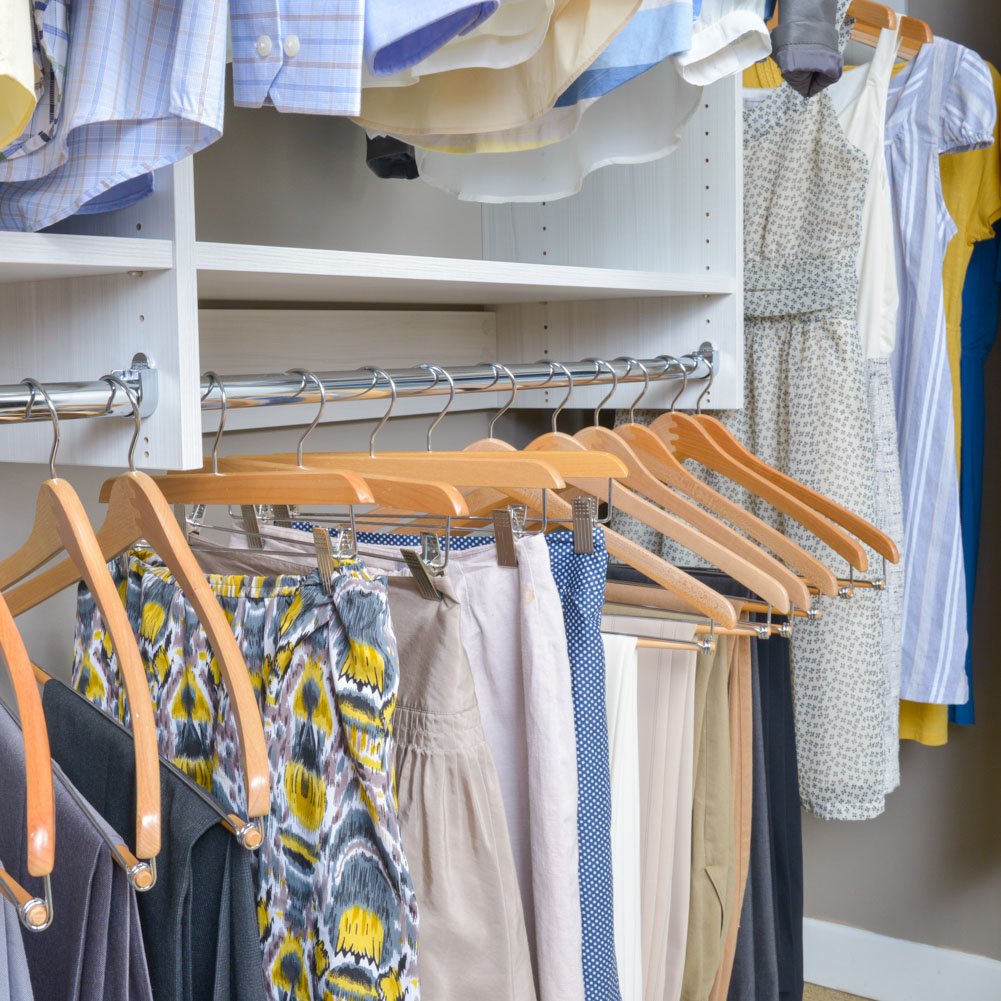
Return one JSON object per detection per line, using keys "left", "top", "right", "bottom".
{"left": 283, "top": 34, "right": 301, "bottom": 57}
{"left": 255, "top": 34, "right": 273, "bottom": 58}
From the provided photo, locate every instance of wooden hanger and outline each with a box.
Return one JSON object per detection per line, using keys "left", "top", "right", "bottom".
{"left": 665, "top": 352, "right": 899, "bottom": 566}
{"left": 611, "top": 361, "right": 837, "bottom": 595}
{"left": 456, "top": 366, "right": 741, "bottom": 628}
{"left": 575, "top": 362, "right": 811, "bottom": 608}
{"left": 897, "top": 15, "right": 932, "bottom": 60}
{"left": 844, "top": 0, "right": 897, "bottom": 46}
{"left": 676, "top": 354, "right": 896, "bottom": 568}
{"left": 215, "top": 458, "right": 470, "bottom": 517}
{"left": 273, "top": 363, "right": 626, "bottom": 488}
{"left": 693, "top": 412, "right": 899, "bottom": 563}
{"left": 5, "top": 378, "right": 271, "bottom": 838}
{"left": 196, "top": 368, "right": 572, "bottom": 492}
{"left": 150, "top": 370, "right": 375, "bottom": 506}
{"left": 644, "top": 368, "right": 870, "bottom": 570}
{"left": 513, "top": 362, "right": 793, "bottom": 611}
{"left": 0, "top": 590, "right": 55, "bottom": 930}
{"left": 208, "top": 371, "right": 470, "bottom": 517}
{"left": 0, "top": 381, "right": 160, "bottom": 862}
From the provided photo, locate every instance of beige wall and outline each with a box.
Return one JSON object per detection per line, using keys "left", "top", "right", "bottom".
{"left": 802, "top": 0, "right": 1001, "bottom": 960}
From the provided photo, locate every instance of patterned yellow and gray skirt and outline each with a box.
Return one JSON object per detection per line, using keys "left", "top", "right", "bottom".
{"left": 72, "top": 548, "right": 420, "bottom": 1001}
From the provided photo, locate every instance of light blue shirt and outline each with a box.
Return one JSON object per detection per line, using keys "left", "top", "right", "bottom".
{"left": 230, "top": 0, "right": 365, "bottom": 115}
{"left": 885, "top": 38, "right": 995, "bottom": 703}
{"left": 0, "top": 0, "right": 226, "bottom": 231}
{"left": 556, "top": 0, "right": 695, "bottom": 107}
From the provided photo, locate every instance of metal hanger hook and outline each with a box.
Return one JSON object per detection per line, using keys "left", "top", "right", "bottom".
{"left": 488, "top": 362, "right": 518, "bottom": 439}
{"left": 584, "top": 358, "right": 619, "bottom": 426}
{"left": 365, "top": 368, "right": 398, "bottom": 457}
{"left": 201, "top": 372, "right": 228, "bottom": 474}
{"left": 285, "top": 369, "right": 327, "bottom": 467}
{"left": 657, "top": 355, "right": 688, "bottom": 411}
{"left": 616, "top": 356, "right": 650, "bottom": 421}
{"left": 694, "top": 348, "right": 716, "bottom": 414}
{"left": 419, "top": 364, "right": 455, "bottom": 452}
{"left": 545, "top": 360, "right": 574, "bottom": 433}
{"left": 20, "top": 378, "right": 60, "bottom": 479}
{"left": 101, "top": 373, "right": 142, "bottom": 472}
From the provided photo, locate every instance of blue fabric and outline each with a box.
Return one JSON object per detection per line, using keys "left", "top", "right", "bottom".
{"left": 364, "top": 1, "right": 499, "bottom": 76}
{"left": 950, "top": 226, "right": 1001, "bottom": 725}
{"left": 0, "top": 0, "right": 225, "bottom": 232}
{"left": 300, "top": 525, "right": 621, "bottom": 1001}
{"left": 764, "top": 0, "right": 776, "bottom": 18}
{"left": 230, "top": 0, "right": 365, "bottom": 115}
{"left": 554, "top": 0, "right": 694, "bottom": 107}
{"left": 73, "top": 173, "right": 153, "bottom": 215}
{"left": 543, "top": 529, "right": 619, "bottom": 1001}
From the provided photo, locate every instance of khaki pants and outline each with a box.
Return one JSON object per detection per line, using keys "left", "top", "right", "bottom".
{"left": 681, "top": 634, "right": 752, "bottom": 1001}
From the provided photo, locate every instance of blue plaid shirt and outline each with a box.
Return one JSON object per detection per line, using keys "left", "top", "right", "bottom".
{"left": 230, "top": 0, "right": 365, "bottom": 115}
{"left": 0, "top": 0, "right": 226, "bottom": 231}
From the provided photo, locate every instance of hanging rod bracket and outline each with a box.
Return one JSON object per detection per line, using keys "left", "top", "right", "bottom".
{"left": 695, "top": 341, "right": 718, "bottom": 376}
{"left": 110, "top": 353, "right": 159, "bottom": 419}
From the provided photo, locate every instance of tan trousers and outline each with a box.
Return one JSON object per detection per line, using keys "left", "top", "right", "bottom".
{"left": 678, "top": 637, "right": 734, "bottom": 1001}
{"left": 708, "top": 637, "right": 754, "bottom": 1001}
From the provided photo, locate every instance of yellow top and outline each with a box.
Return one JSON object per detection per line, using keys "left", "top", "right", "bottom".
{"left": 0, "top": 0, "right": 37, "bottom": 149}
{"left": 939, "top": 62, "right": 1001, "bottom": 458}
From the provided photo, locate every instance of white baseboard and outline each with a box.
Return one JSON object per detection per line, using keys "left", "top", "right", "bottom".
{"left": 804, "top": 918, "right": 1001, "bottom": 1001}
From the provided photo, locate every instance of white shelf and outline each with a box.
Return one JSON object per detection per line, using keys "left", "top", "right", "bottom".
{"left": 0, "top": 233, "right": 173, "bottom": 283}
{"left": 195, "top": 241, "right": 736, "bottom": 305}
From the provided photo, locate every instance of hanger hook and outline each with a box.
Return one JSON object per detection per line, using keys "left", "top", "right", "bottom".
{"left": 21, "top": 378, "right": 60, "bottom": 479}
{"left": 585, "top": 358, "right": 619, "bottom": 426}
{"left": 488, "top": 363, "right": 518, "bottom": 439}
{"left": 419, "top": 364, "right": 456, "bottom": 452}
{"left": 285, "top": 369, "right": 327, "bottom": 467}
{"left": 365, "top": 368, "right": 397, "bottom": 457}
{"left": 201, "top": 372, "right": 228, "bottom": 475}
{"left": 694, "top": 348, "right": 716, "bottom": 414}
{"left": 617, "top": 356, "right": 650, "bottom": 420}
{"left": 101, "top": 373, "right": 142, "bottom": 472}
{"left": 543, "top": 360, "right": 574, "bottom": 433}
{"left": 657, "top": 355, "right": 688, "bottom": 411}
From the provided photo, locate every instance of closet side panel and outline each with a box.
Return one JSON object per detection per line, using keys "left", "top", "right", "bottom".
{"left": 0, "top": 162, "right": 202, "bottom": 468}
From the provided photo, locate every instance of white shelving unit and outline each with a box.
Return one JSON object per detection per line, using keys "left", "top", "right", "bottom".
{"left": 196, "top": 242, "right": 736, "bottom": 304}
{"left": 0, "top": 234, "right": 172, "bottom": 284}
{"left": 0, "top": 75, "right": 743, "bottom": 468}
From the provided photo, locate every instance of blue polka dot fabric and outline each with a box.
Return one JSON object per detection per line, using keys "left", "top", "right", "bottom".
{"left": 543, "top": 528, "right": 619, "bottom": 1001}
{"left": 294, "top": 523, "right": 621, "bottom": 1001}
